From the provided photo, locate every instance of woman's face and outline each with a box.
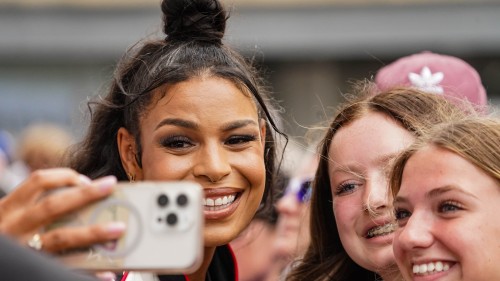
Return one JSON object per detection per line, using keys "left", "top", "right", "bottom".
{"left": 393, "top": 145, "right": 500, "bottom": 281}
{"left": 274, "top": 153, "right": 316, "bottom": 259}
{"left": 328, "top": 111, "right": 414, "bottom": 274}
{"left": 119, "top": 76, "right": 267, "bottom": 247}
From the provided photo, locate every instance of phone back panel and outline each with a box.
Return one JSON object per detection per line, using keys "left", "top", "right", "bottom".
{"left": 52, "top": 181, "right": 204, "bottom": 274}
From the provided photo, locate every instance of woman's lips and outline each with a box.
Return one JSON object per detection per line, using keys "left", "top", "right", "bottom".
{"left": 203, "top": 191, "right": 241, "bottom": 220}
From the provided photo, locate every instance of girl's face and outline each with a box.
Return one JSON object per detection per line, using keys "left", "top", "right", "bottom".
{"left": 119, "top": 76, "right": 267, "bottom": 247}
{"left": 328, "top": 112, "right": 414, "bottom": 275}
{"left": 393, "top": 146, "right": 500, "bottom": 281}
{"left": 274, "top": 153, "right": 316, "bottom": 259}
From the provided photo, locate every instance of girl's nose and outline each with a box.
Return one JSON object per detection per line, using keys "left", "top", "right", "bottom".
{"left": 362, "top": 177, "right": 390, "bottom": 215}
{"left": 396, "top": 212, "right": 434, "bottom": 251}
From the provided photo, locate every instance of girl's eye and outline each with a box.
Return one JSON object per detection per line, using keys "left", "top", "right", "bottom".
{"left": 160, "top": 136, "right": 194, "bottom": 149}
{"left": 334, "top": 182, "right": 359, "bottom": 196}
{"left": 439, "top": 201, "right": 463, "bottom": 213}
{"left": 226, "top": 134, "right": 257, "bottom": 146}
{"left": 394, "top": 208, "right": 411, "bottom": 225}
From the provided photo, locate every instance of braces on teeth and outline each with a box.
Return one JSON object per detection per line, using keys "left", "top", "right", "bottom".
{"left": 367, "top": 223, "right": 396, "bottom": 238}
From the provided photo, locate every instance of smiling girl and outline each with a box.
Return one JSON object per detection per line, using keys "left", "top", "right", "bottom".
{"left": 286, "top": 83, "right": 468, "bottom": 281}
{"left": 391, "top": 117, "right": 500, "bottom": 281}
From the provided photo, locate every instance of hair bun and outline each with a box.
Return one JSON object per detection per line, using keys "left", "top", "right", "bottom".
{"left": 162, "top": 0, "right": 227, "bottom": 44}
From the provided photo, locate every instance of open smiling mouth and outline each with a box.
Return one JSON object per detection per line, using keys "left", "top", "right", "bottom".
{"left": 413, "top": 261, "right": 452, "bottom": 276}
{"left": 202, "top": 193, "right": 238, "bottom": 211}
{"left": 366, "top": 223, "right": 396, "bottom": 238}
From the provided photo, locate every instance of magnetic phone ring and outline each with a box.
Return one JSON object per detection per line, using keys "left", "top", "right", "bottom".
{"left": 88, "top": 199, "right": 142, "bottom": 258}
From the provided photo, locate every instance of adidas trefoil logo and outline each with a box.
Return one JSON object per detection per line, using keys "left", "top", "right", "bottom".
{"left": 408, "top": 66, "right": 444, "bottom": 94}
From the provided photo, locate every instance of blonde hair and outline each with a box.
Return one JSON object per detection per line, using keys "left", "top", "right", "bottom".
{"left": 391, "top": 117, "right": 500, "bottom": 196}
{"left": 17, "top": 123, "right": 73, "bottom": 171}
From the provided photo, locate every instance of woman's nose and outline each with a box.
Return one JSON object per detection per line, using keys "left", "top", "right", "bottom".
{"left": 193, "top": 143, "right": 231, "bottom": 183}
{"left": 276, "top": 192, "right": 301, "bottom": 215}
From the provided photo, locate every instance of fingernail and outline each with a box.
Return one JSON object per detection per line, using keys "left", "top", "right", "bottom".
{"left": 106, "top": 222, "right": 126, "bottom": 234}
{"left": 79, "top": 175, "right": 92, "bottom": 186}
{"left": 94, "top": 176, "right": 117, "bottom": 192}
{"left": 95, "top": 271, "right": 117, "bottom": 281}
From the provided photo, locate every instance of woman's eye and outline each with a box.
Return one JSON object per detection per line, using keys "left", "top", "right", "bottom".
{"left": 439, "top": 201, "right": 463, "bottom": 213}
{"left": 160, "top": 136, "right": 193, "bottom": 149}
{"left": 335, "top": 182, "right": 359, "bottom": 196}
{"left": 394, "top": 208, "right": 411, "bottom": 224}
{"left": 226, "top": 134, "right": 257, "bottom": 145}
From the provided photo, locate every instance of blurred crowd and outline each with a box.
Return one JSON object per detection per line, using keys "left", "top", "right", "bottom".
{"left": 0, "top": 123, "right": 73, "bottom": 197}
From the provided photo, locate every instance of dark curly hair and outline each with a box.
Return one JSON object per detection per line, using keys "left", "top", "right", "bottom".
{"left": 67, "top": 0, "right": 286, "bottom": 216}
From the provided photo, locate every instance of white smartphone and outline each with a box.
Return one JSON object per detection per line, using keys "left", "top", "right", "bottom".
{"left": 45, "top": 181, "right": 204, "bottom": 274}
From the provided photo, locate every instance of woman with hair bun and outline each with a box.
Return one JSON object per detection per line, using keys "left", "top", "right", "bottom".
{"left": 0, "top": 0, "right": 285, "bottom": 280}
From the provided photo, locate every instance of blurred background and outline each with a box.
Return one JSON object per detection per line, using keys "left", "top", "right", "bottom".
{"left": 1, "top": 0, "right": 499, "bottom": 142}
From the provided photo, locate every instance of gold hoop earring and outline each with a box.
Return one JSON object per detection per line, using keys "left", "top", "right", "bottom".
{"left": 127, "top": 172, "right": 136, "bottom": 183}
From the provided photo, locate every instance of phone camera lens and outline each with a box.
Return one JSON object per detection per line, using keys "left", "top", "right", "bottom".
{"left": 166, "top": 213, "right": 177, "bottom": 226}
{"left": 177, "top": 194, "right": 188, "bottom": 206}
{"left": 157, "top": 194, "right": 169, "bottom": 207}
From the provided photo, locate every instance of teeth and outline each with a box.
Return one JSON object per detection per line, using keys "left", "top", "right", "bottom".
{"left": 366, "top": 223, "right": 396, "bottom": 238}
{"left": 413, "top": 261, "right": 451, "bottom": 275}
{"left": 203, "top": 195, "right": 236, "bottom": 207}
{"left": 206, "top": 198, "right": 215, "bottom": 206}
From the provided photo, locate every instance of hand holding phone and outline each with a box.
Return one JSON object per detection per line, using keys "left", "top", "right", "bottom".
{"left": 46, "top": 181, "right": 204, "bottom": 274}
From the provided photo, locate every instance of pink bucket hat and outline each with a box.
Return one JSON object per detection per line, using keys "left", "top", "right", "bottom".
{"left": 375, "top": 51, "right": 487, "bottom": 106}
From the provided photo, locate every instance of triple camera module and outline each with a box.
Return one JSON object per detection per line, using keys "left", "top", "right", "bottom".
{"left": 156, "top": 192, "right": 190, "bottom": 227}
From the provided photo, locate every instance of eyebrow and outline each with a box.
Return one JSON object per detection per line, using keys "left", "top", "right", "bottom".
{"left": 426, "top": 185, "right": 478, "bottom": 200}
{"left": 155, "top": 118, "right": 258, "bottom": 132}
{"left": 155, "top": 118, "right": 198, "bottom": 131}
{"left": 330, "top": 163, "right": 363, "bottom": 177}
{"left": 220, "top": 119, "right": 259, "bottom": 132}
{"left": 394, "top": 185, "right": 479, "bottom": 205}
{"left": 330, "top": 151, "right": 401, "bottom": 176}
{"left": 376, "top": 152, "right": 402, "bottom": 167}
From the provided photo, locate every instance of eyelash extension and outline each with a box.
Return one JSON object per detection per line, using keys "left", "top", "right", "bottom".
{"left": 226, "top": 134, "right": 258, "bottom": 144}
{"left": 159, "top": 135, "right": 193, "bottom": 148}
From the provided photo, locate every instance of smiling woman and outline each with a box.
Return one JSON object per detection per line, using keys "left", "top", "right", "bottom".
{"left": 115, "top": 76, "right": 269, "bottom": 247}
{"left": 0, "top": 0, "right": 285, "bottom": 280}
{"left": 66, "top": 0, "right": 286, "bottom": 279}
{"left": 390, "top": 117, "right": 500, "bottom": 281}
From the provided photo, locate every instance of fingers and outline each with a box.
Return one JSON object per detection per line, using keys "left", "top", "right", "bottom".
{"left": 0, "top": 168, "right": 90, "bottom": 236}
{"left": 27, "top": 176, "right": 117, "bottom": 228}
{"left": 0, "top": 169, "right": 117, "bottom": 243}
{"left": 5, "top": 168, "right": 91, "bottom": 204}
{"left": 40, "top": 222, "right": 126, "bottom": 253}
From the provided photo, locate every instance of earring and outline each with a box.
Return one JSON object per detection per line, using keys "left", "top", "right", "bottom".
{"left": 127, "top": 172, "right": 136, "bottom": 183}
